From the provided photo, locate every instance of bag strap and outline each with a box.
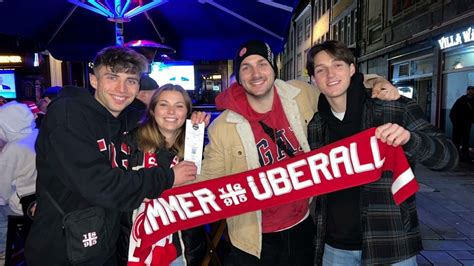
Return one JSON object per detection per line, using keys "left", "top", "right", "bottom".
{"left": 38, "top": 182, "right": 65, "bottom": 216}
{"left": 258, "top": 120, "right": 295, "bottom": 158}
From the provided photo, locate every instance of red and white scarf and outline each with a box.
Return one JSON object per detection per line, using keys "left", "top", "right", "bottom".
{"left": 132, "top": 128, "right": 419, "bottom": 259}
{"left": 128, "top": 152, "right": 180, "bottom": 266}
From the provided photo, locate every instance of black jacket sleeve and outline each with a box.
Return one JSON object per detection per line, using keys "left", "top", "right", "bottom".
{"left": 43, "top": 113, "right": 174, "bottom": 212}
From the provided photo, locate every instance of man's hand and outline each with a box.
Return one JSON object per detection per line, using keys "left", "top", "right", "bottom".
{"left": 172, "top": 160, "right": 197, "bottom": 186}
{"left": 375, "top": 123, "right": 410, "bottom": 147}
{"left": 191, "top": 111, "right": 211, "bottom": 127}
{"left": 368, "top": 77, "right": 400, "bottom": 100}
{"left": 28, "top": 202, "right": 37, "bottom": 218}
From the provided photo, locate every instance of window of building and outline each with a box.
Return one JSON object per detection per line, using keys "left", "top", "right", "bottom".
{"left": 391, "top": 55, "right": 433, "bottom": 120}
{"left": 290, "top": 29, "right": 294, "bottom": 51}
{"left": 332, "top": 24, "right": 338, "bottom": 40}
{"left": 392, "top": 0, "right": 414, "bottom": 16}
{"left": 321, "top": 0, "right": 325, "bottom": 17}
{"left": 368, "top": 25, "right": 382, "bottom": 44}
{"left": 392, "top": 56, "right": 433, "bottom": 81}
{"left": 349, "top": 10, "right": 357, "bottom": 46}
{"left": 288, "top": 58, "right": 294, "bottom": 79}
{"left": 314, "top": 0, "right": 319, "bottom": 20}
{"left": 411, "top": 57, "right": 434, "bottom": 76}
{"left": 297, "top": 23, "right": 303, "bottom": 46}
{"left": 346, "top": 16, "right": 350, "bottom": 44}
{"left": 339, "top": 19, "right": 345, "bottom": 44}
{"left": 444, "top": 49, "right": 474, "bottom": 71}
{"left": 304, "top": 48, "right": 309, "bottom": 76}
{"left": 305, "top": 16, "right": 311, "bottom": 40}
{"left": 297, "top": 53, "right": 302, "bottom": 77}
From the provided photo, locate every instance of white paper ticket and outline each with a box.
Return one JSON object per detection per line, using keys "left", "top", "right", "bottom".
{"left": 184, "top": 119, "right": 205, "bottom": 174}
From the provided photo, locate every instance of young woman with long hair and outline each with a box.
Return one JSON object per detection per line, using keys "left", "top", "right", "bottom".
{"left": 120, "top": 84, "right": 210, "bottom": 266}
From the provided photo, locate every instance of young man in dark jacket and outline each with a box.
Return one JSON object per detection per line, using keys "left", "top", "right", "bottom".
{"left": 306, "top": 41, "right": 458, "bottom": 265}
{"left": 25, "top": 46, "right": 198, "bottom": 266}
{"left": 449, "top": 85, "right": 474, "bottom": 162}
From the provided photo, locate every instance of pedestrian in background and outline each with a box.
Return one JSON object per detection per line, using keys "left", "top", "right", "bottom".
{"left": 449, "top": 85, "right": 474, "bottom": 162}
{"left": 35, "top": 86, "right": 62, "bottom": 128}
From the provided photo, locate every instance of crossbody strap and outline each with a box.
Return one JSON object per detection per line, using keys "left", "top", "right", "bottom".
{"left": 258, "top": 120, "right": 295, "bottom": 158}
{"left": 38, "top": 182, "right": 65, "bottom": 216}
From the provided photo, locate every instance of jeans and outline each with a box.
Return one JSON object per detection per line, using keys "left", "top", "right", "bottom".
{"left": 0, "top": 205, "right": 14, "bottom": 255}
{"left": 228, "top": 216, "right": 315, "bottom": 266}
{"left": 323, "top": 244, "right": 417, "bottom": 266}
{"left": 170, "top": 255, "right": 185, "bottom": 266}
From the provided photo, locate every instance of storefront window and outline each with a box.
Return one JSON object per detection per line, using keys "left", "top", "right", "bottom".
{"left": 393, "top": 56, "right": 433, "bottom": 79}
{"left": 411, "top": 57, "right": 433, "bottom": 76}
{"left": 441, "top": 44, "right": 474, "bottom": 144}
{"left": 444, "top": 47, "right": 474, "bottom": 71}
{"left": 391, "top": 55, "right": 433, "bottom": 121}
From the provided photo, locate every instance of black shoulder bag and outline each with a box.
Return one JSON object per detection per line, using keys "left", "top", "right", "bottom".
{"left": 41, "top": 188, "right": 109, "bottom": 264}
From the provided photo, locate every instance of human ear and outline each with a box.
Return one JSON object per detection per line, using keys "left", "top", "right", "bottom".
{"left": 89, "top": 73, "right": 98, "bottom": 89}
{"left": 349, "top": 64, "right": 356, "bottom": 76}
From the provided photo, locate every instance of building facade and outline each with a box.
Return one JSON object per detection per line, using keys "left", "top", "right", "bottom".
{"left": 279, "top": 0, "right": 357, "bottom": 81}
{"left": 281, "top": 0, "right": 474, "bottom": 146}
{"left": 358, "top": 0, "right": 474, "bottom": 144}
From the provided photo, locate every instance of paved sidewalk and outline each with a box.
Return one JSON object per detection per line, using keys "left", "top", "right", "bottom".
{"left": 415, "top": 160, "right": 474, "bottom": 265}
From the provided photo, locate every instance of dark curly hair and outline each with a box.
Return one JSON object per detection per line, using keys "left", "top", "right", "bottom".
{"left": 92, "top": 46, "right": 148, "bottom": 75}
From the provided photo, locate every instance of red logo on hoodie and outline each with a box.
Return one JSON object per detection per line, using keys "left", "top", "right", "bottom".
{"left": 97, "top": 139, "right": 123, "bottom": 168}
{"left": 97, "top": 139, "right": 107, "bottom": 151}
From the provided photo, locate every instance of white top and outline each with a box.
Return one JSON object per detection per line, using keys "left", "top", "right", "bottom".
{"left": 0, "top": 101, "right": 38, "bottom": 214}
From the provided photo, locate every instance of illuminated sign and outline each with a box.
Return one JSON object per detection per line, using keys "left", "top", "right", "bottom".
{"left": 0, "top": 55, "right": 23, "bottom": 64}
{"left": 438, "top": 26, "right": 474, "bottom": 50}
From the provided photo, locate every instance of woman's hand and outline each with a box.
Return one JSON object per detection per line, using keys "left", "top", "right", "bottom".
{"left": 191, "top": 111, "right": 211, "bottom": 127}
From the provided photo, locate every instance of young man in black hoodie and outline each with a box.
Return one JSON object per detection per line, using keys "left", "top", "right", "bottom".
{"left": 307, "top": 40, "right": 458, "bottom": 265}
{"left": 25, "top": 46, "right": 198, "bottom": 266}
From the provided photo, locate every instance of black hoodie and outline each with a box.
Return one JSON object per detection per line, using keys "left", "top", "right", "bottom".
{"left": 25, "top": 86, "right": 175, "bottom": 266}
{"left": 316, "top": 73, "right": 366, "bottom": 250}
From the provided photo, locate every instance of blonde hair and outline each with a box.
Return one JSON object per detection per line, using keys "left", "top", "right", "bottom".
{"left": 137, "top": 84, "right": 193, "bottom": 159}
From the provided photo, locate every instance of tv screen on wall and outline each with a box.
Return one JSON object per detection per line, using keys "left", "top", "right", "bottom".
{"left": 149, "top": 61, "right": 195, "bottom": 90}
{"left": 0, "top": 69, "right": 16, "bottom": 99}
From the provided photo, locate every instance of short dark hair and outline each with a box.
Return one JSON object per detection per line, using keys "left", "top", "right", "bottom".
{"left": 306, "top": 40, "right": 356, "bottom": 77}
{"left": 467, "top": 86, "right": 474, "bottom": 91}
{"left": 92, "top": 46, "right": 148, "bottom": 76}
